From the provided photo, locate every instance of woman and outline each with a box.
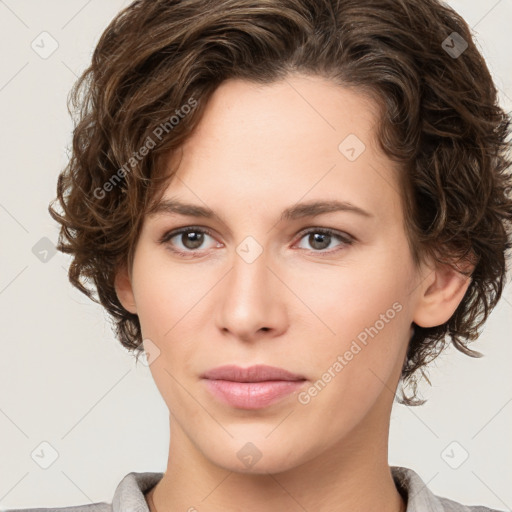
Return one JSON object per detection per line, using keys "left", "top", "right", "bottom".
{"left": 8, "top": 0, "right": 511, "bottom": 510}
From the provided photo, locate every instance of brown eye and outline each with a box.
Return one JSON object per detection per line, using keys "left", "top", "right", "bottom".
{"left": 295, "top": 228, "right": 354, "bottom": 254}
{"left": 179, "top": 230, "right": 205, "bottom": 250}
{"left": 159, "top": 226, "right": 219, "bottom": 257}
{"left": 307, "top": 232, "right": 331, "bottom": 250}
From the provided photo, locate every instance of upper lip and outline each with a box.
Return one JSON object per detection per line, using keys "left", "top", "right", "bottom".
{"left": 201, "top": 364, "right": 306, "bottom": 382}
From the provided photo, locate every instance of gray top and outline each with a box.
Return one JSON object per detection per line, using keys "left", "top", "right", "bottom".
{"left": 3, "top": 466, "right": 504, "bottom": 512}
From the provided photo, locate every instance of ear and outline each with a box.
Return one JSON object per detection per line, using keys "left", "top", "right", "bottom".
{"left": 114, "top": 264, "right": 137, "bottom": 314}
{"left": 413, "top": 255, "right": 475, "bottom": 328}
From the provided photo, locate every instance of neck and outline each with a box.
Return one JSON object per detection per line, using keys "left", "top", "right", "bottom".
{"left": 146, "top": 399, "right": 406, "bottom": 512}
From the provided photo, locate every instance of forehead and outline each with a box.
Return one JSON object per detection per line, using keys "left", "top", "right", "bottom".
{"left": 157, "top": 74, "right": 402, "bottom": 225}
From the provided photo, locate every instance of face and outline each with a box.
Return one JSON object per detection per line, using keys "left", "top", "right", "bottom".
{"left": 116, "top": 74, "right": 437, "bottom": 474}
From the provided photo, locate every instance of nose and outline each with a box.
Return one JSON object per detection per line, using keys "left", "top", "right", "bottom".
{"left": 216, "top": 247, "right": 288, "bottom": 342}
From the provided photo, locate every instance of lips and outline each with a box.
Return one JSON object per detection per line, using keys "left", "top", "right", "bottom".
{"left": 201, "top": 364, "right": 307, "bottom": 409}
{"left": 201, "top": 364, "right": 306, "bottom": 382}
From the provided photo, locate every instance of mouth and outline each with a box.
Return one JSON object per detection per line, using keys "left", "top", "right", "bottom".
{"left": 201, "top": 364, "right": 307, "bottom": 409}
{"left": 201, "top": 364, "right": 306, "bottom": 382}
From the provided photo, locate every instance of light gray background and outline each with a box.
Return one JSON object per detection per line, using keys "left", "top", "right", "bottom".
{"left": 0, "top": 0, "right": 511, "bottom": 509}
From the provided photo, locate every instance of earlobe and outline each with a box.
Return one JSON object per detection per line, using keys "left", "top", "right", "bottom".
{"left": 413, "top": 258, "right": 474, "bottom": 329}
{"left": 114, "top": 264, "right": 137, "bottom": 314}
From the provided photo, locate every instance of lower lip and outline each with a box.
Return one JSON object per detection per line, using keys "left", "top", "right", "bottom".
{"left": 203, "top": 379, "right": 306, "bottom": 409}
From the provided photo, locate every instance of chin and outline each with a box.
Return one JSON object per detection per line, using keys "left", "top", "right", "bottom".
{"left": 199, "top": 434, "right": 308, "bottom": 475}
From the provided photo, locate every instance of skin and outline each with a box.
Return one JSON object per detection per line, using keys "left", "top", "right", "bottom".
{"left": 115, "top": 74, "right": 473, "bottom": 512}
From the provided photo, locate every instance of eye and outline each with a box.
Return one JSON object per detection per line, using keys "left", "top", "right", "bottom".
{"left": 295, "top": 227, "right": 354, "bottom": 254}
{"left": 158, "top": 226, "right": 354, "bottom": 258}
{"left": 159, "top": 226, "right": 220, "bottom": 257}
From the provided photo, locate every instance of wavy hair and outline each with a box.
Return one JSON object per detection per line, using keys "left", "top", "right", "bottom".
{"left": 49, "top": 0, "right": 512, "bottom": 405}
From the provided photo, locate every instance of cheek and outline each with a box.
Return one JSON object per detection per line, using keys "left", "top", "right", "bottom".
{"left": 294, "top": 250, "right": 413, "bottom": 399}
{"left": 131, "top": 249, "right": 211, "bottom": 393}
{"left": 296, "top": 253, "right": 411, "bottom": 345}
{"left": 131, "top": 246, "right": 195, "bottom": 338}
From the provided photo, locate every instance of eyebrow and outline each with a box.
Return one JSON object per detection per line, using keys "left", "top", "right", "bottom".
{"left": 148, "top": 198, "right": 373, "bottom": 222}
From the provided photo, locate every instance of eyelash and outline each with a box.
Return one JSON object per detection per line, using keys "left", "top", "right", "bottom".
{"left": 158, "top": 225, "right": 354, "bottom": 258}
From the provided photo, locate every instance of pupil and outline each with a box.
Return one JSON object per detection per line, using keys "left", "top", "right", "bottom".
{"left": 311, "top": 233, "right": 329, "bottom": 250}
{"left": 184, "top": 231, "right": 203, "bottom": 249}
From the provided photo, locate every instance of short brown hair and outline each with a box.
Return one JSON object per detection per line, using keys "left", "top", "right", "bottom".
{"left": 49, "top": 0, "right": 512, "bottom": 405}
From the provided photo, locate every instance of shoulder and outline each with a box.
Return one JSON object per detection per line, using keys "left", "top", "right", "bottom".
{"left": 2, "top": 505, "right": 110, "bottom": 512}
{"left": 2, "top": 471, "right": 163, "bottom": 512}
{"left": 436, "top": 495, "right": 504, "bottom": 512}
{"left": 437, "top": 495, "right": 504, "bottom": 512}
{"left": 391, "top": 466, "right": 506, "bottom": 512}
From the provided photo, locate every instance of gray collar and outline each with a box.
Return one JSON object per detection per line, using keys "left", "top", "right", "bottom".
{"left": 110, "top": 466, "right": 451, "bottom": 512}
